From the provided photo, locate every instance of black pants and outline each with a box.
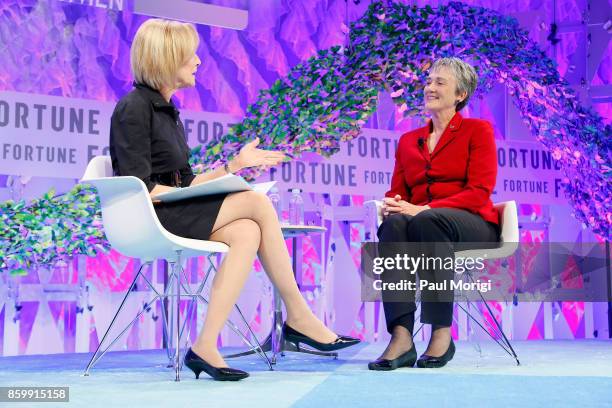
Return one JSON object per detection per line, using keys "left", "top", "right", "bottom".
{"left": 377, "top": 208, "right": 500, "bottom": 334}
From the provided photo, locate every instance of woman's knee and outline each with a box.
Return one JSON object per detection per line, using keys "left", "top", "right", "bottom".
{"left": 237, "top": 191, "right": 275, "bottom": 219}
{"left": 377, "top": 213, "right": 411, "bottom": 241}
{"left": 406, "top": 210, "right": 444, "bottom": 240}
{"left": 225, "top": 219, "right": 262, "bottom": 250}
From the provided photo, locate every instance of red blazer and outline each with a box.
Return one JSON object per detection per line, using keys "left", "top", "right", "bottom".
{"left": 386, "top": 112, "right": 499, "bottom": 225}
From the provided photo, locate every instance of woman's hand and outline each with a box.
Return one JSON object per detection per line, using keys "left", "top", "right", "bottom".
{"left": 230, "top": 137, "right": 286, "bottom": 172}
{"left": 150, "top": 184, "right": 178, "bottom": 204}
{"left": 382, "top": 194, "right": 430, "bottom": 217}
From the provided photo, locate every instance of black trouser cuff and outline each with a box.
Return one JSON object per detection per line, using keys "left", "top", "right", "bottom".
{"left": 386, "top": 312, "right": 415, "bottom": 335}
{"left": 419, "top": 302, "right": 453, "bottom": 327}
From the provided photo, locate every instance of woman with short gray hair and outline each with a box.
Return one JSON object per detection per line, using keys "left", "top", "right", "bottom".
{"left": 369, "top": 57, "right": 500, "bottom": 371}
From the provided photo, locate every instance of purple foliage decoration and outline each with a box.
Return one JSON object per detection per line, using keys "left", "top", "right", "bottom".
{"left": 1, "top": 1, "right": 610, "bottom": 275}
{"left": 193, "top": 1, "right": 611, "bottom": 238}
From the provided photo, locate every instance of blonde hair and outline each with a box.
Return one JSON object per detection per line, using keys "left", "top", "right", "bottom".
{"left": 130, "top": 19, "right": 199, "bottom": 90}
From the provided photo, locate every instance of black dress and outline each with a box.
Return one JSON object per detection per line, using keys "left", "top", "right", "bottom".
{"left": 109, "top": 82, "right": 227, "bottom": 240}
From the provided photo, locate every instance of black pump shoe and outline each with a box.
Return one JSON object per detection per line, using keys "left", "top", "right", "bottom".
{"left": 416, "top": 338, "right": 455, "bottom": 368}
{"left": 368, "top": 343, "right": 417, "bottom": 371}
{"left": 282, "top": 323, "right": 360, "bottom": 352}
{"left": 184, "top": 348, "right": 249, "bottom": 381}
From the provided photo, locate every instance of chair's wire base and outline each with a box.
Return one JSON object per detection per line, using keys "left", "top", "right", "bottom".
{"left": 170, "top": 261, "right": 272, "bottom": 372}
{"left": 412, "top": 273, "right": 520, "bottom": 366}
{"left": 458, "top": 272, "right": 520, "bottom": 365}
{"left": 83, "top": 252, "right": 272, "bottom": 380}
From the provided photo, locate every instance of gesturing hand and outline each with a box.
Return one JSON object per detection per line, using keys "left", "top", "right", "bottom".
{"left": 231, "top": 137, "right": 286, "bottom": 171}
{"left": 382, "top": 194, "right": 430, "bottom": 217}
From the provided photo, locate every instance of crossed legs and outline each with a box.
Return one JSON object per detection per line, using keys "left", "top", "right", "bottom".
{"left": 191, "top": 191, "right": 336, "bottom": 367}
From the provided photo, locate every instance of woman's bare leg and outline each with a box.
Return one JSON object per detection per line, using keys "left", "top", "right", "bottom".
{"left": 191, "top": 219, "right": 261, "bottom": 367}
{"left": 209, "top": 191, "right": 337, "bottom": 343}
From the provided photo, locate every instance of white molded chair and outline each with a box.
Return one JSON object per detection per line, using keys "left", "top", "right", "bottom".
{"left": 365, "top": 199, "right": 520, "bottom": 365}
{"left": 81, "top": 156, "right": 271, "bottom": 380}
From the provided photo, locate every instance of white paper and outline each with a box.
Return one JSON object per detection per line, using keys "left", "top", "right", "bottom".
{"left": 251, "top": 181, "right": 277, "bottom": 194}
{"left": 152, "top": 174, "right": 276, "bottom": 203}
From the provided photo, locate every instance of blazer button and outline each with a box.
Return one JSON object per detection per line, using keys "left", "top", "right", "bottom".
{"left": 425, "top": 164, "right": 431, "bottom": 170}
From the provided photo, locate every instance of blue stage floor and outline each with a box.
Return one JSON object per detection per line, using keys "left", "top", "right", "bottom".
{"left": 1, "top": 340, "right": 611, "bottom": 407}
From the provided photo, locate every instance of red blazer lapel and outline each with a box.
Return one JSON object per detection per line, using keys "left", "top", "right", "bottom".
{"left": 417, "top": 125, "right": 430, "bottom": 162}
{"left": 431, "top": 112, "right": 463, "bottom": 159}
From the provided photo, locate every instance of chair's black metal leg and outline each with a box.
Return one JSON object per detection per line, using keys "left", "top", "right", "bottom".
{"left": 457, "top": 302, "right": 513, "bottom": 356}
{"left": 466, "top": 273, "right": 520, "bottom": 366}
{"left": 473, "top": 299, "right": 520, "bottom": 365}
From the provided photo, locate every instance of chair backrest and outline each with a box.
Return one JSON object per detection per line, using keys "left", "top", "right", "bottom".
{"left": 81, "top": 156, "right": 182, "bottom": 261}
{"left": 494, "top": 201, "right": 519, "bottom": 244}
{"left": 455, "top": 200, "right": 519, "bottom": 260}
{"left": 82, "top": 155, "right": 113, "bottom": 179}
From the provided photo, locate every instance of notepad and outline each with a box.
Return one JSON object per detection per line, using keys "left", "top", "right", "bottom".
{"left": 152, "top": 173, "right": 277, "bottom": 203}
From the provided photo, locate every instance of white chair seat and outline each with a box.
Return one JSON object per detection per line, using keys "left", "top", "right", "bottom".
{"left": 81, "top": 155, "right": 228, "bottom": 262}
{"left": 454, "top": 243, "right": 517, "bottom": 261}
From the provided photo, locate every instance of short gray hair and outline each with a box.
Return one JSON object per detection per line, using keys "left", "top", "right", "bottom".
{"left": 430, "top": 57, "right": 478, "bottom": 111}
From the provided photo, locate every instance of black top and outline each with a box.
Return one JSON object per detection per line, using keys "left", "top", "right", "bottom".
{"left": 109, "top": 82, "right": 196, "bottom": 192}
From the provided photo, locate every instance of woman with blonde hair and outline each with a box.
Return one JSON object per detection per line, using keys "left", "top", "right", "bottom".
{"left": 110, "top": 19, "right": 358, "bottom": 381}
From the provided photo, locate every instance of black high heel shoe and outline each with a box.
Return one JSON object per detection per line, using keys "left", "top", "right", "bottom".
{"left": 282, "top": 323, "right": 360, "bottom": 352}
{"left": 368, "top": 343, "right": 417, "bottom": 371}
{"left": 416, "top": 338, "right": 455, "bottom": 368}
{"left": 184, "top": 348, "right": 249, "bottom": 381}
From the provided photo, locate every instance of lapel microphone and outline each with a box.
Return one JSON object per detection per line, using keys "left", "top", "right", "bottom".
{"left": 417, "top": 137, "right": 424, "bottom": 148}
